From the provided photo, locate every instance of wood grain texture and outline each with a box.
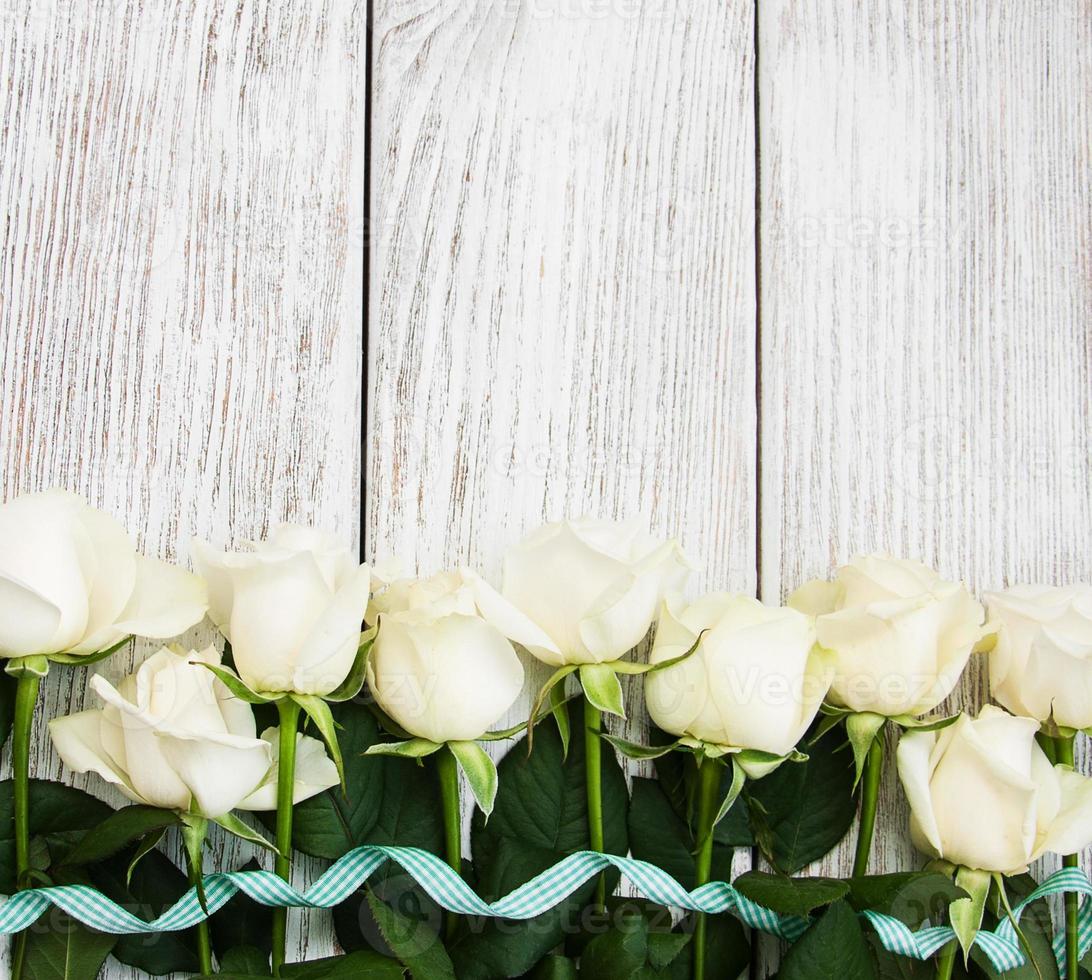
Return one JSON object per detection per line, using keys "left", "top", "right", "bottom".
{"left": 0, "top": 0, "right": 364, "bottom": 974}
{"left": 757, "top": 0, "right": 1091, "bottom": 967}
{"left": 367, "top": 0, "right": 757, "bottom": 878}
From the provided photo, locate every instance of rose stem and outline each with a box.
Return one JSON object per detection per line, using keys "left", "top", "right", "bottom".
{"left": 934, "top": 939, "right": 957, "bottom": 980}
{"left": 692, "top": 754, "right": 723, "bottom": 980}
{"left": 437, "top": 745, "right": 462, "bottom": 941}
{"left": 583, "top": 694, "right": 606, "bottom": 909}
{"left": 1055, "top": 733, "right": 1080, "bottom": 980}
{"left": 10, "top": 666, "right": 43, "bottom": 980}
{"left": 852, "top": 734, "right": 884, "bottom": 877}
{"left": 183, "top": 826, "right": 214, "bottom": 975}
{"left": 271, "top": 697, "right": 302, "bottom": 977}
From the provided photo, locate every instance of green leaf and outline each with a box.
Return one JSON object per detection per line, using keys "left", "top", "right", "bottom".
{"left": 950, "top": 866, "right": 991, "bottom": 962}
{"left": 218, "top": 945, "right": 271, "bottom": 975}
{"left": 627, "top": 777, "right": 735, "bottom": 889}
{"left": 364, "top": 738, "right": 444, "bottom": 759}
{"left": 203, "top": 951, "right": 404, "bottom": 980}
{"left": 848, "top": 873, "right": 968, "bottom": 929}
{"left": 366, "top": 889, "right": 454, "bottom": 979}
{"left": 213, "top": 811, "right": 279, "bottom": 855}
{"left": 733, "top": 871, "right": 850, "bottom": 917}
{"left": 647, "top": 930, "right": 691, "bottom": 971}
{"left": 0, "top": 779, "right": 112, "bottom": 891}
{"left": 579, "top": 913, "right": 648, "bottom": 978}
{"left": 449, "top": 741, "right": 499, "bottom": 817}
{"left": 867, "top": 935, "right": 936, "bottom": 979}
{"left": 210, "top": 860, "right": 274, "bottom": 966}
{"left": 744, "top": 723, "right": 856, "bottom": 874}
{"left": 293, "top": 693, "right": 346, "bottom": 791}
{"left": 324, "top": 629, "right": 376, "bottom": 703}
{"left": 697, "top": 912, "right": 750, "bottom": 980}
{"left": 528, "top": 954, "right": 578, "bottom": 979}
{"left": 90, "top": 843, "right": 199, "bottom": 975}
{"left": 21, "top": 909, "right": 118, "bottom": 980}
{"left": 284, "top": 701, "right": 443, "bottom": 863}
{"left": 779, "top": 900, "right": 876, "bottom": 980}
{"left": 451, "top": 700, "right": 628, "bottom": 979}
{"left": 283, "top": 952, "right": 405, "bottom": 979}
{"left": 58, "top": 805, "right": 179, "bottom": 867}
{"left": 652, "top": 743, "right": 753, "bottom": 848}
{"left": 579, "top": 663, "right": 626, "bottom": 717}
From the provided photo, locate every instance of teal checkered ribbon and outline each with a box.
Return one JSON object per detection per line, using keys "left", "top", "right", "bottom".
{"left": 0, "top": 847, "right": 1085, "bottom": 974}
{"left": 993, "top": 866, "right": 1092, "bottom": 978}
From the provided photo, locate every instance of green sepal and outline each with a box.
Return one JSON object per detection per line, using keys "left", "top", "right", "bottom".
{"left": 950, "top": 866, "right": 991, "bottom": 962}
{"left": 609, "top": 630, "right": 705, "bottom": 675}
{"left": 47, "top": 636, "right": 133, "bottom": 667}
{"left": 601, "top": 733, "right": 682, "bottom": 761}
{"left": 990, "top": 873, "right": 1046, "bottom": 976}
{"left": 527, "top": 665, "right": 578, "bottom": 755}
{"left": 893, "top": 712, "right": 960, "bottom": 733}
{"left": 734, "top": 747, "right": 803, "bottom": 780}
{"left": 549, "top": 682, "right": 571, "bottom": 759}
{"left": 364, "top": 738, "right": 444, "bottom": 758}
{"left": 479, "top": 692, "right": 579, "bottom": 742}
{"left": 711, "top": 758, "right": 746, "bottom": 831}
{"left": 179, "top": 813, "right": 209, "bottom": 913}
{"left": 213, "top": 811, "right": 281, "bottom": 856}
{"left": 579, "top": 663, "right": 626, "bottom": 718}
{"left": 325, "top": 626, "right": 377, "bottom": 703}
{"left": 449, "top": 740, "right": 499, "bottom": 818}
{"left": 5, "top": 655, "right": 51, "bottom": 679}
{"left": 845, "top": 712, "right": 887, "bottom": 788}
{"left": 126, "top": 827, "right": 167, "bottom": 887}
{"left": 810, "top": 708, "right": 849, "bottom": 743}
{"left": 196, "top": 662, "right": 279, "bottom": 705}
{"left": 291, "top": 693, "right": 345, "bottom": 793}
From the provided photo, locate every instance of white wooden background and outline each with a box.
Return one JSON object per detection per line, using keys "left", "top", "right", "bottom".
{"left": 1, "top": 0, "right": 1089, "bottom": 977}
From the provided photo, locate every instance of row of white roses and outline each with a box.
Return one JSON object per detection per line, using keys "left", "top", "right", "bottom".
{"left": 3, "top": 489, "right": 1091, "bottom": 879}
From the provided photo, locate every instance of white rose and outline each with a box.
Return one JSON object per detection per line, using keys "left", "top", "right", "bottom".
{"left": 984, "top": 585, "right": 1092, "bottom": 730}
{"left": 0, "top": 490, "right": 206, "bottom": 659}
{"left": 366, "top": 569, "right": 532, "bottom": 743}
{"left": 644, "top": 594, "right": 833, "bottom": 757}
{"left": 897, "top": 705, "right": 1092, "bottom": 873}
{"left": 49, "top": 646, "right": 338, "bottom": 817}
{"left": 789, "top": 555, "right": 986, "bottom": 717}
{"left": 193, "top": 525, "right": 371, "bottom": 696}
{"left": 501, "top": 518, "right": 690, "bottom": 666}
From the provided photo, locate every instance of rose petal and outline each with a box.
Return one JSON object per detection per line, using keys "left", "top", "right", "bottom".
{"left": 48, "top": 709, "right": 143, "bottom": 804}
{"left": 237, "top": 729, "right": 340, "bottom": 811}
{"left": 293, "top": 563, "right": 371, "bottom": 695}
{"left": 156, "top": 730, "right": 272, "bottom": 818}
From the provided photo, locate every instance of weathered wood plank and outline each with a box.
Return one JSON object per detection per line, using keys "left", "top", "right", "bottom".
{"left": 368, "top": 0, "right": 758, "bottom": 882}
{"left": 0, "top": 1, "right": 364, "bottom": 973}
{"left": 757, "top": 0, "right": 1091, "bottom": 968}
